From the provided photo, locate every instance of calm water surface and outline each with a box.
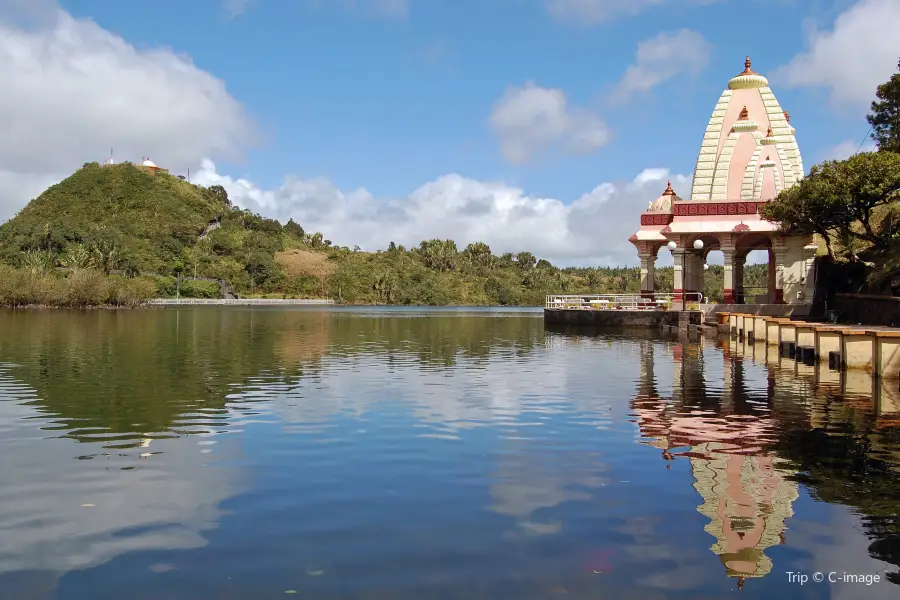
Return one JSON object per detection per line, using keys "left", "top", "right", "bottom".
{"left": 1, "top": 307, "right": 899, "bottom": 599}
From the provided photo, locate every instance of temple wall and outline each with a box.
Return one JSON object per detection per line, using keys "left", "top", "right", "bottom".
{"left": 782, "top": 237, "right": 816, "bottom": 304}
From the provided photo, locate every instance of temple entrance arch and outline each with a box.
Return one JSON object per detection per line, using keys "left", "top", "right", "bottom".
{"left": 735, "top": 234, "right": 773, "bottom": 304}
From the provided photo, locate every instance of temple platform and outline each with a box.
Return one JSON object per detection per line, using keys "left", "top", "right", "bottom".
{"left": 719, "top": 312, "right": 900, "bottom": 379}
{"left": 700, "top": 303, "right": 810, "bottom": 322}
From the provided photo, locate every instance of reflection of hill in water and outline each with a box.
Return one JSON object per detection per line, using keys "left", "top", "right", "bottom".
{"left": 630, "top": 334, "right": 900, "bottom": 588}
{"left": 0, "top": 365, "right": 244, "bottom": 581}
{"left": 0, "top": 309, "right": 546, "bottom": 445}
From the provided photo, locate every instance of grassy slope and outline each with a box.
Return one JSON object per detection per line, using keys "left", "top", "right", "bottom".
{"left": 0, "top": 162, "right": 768, "bottom": 304}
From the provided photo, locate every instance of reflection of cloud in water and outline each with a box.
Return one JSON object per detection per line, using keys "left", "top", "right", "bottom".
{"left": 261, "top": 337, "right": 634, "bottom": 534}
{"left": 787, "top": 507, "right": 899, "bottom": 600}
{"left": 0, "top": 366, "right": 244, "bottom": 576}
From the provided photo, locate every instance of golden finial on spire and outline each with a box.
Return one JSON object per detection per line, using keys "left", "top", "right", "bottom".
{"left": 783, "top": 111, "right": 790, "bottom": 123}
{"left": 663, "top": 180, "right": 675, "bottom": 196}
{"left": 766, "top": 127, "right": 773, "bottom": 137}
{"left": 735, "top": 55, "right": 758, "bottom": 77}
{"left": 738, "top": 106, "right": 749, "bottom": 120}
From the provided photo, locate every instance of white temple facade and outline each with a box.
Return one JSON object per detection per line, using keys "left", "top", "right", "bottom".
{"left": 630, "top": 57, "right": 817, "bottom": 305}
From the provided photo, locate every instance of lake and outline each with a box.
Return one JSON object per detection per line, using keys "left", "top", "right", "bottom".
{"left": 1, "top": 307, "right": 898, "bottom": 599}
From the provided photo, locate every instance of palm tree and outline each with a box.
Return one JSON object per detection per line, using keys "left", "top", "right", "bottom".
{"left": 61, "top": 244, "right": 95, "bottom": 271}
{"left": 21, "top": 249, "right": 57, "bottom": 276}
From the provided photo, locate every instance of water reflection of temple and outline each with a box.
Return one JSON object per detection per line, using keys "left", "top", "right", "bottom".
{"left": 632, "top": 339, "right": 799, "bottom": 587}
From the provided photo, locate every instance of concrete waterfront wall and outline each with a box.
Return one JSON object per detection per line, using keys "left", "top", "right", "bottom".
{"left": 543, "top": 309, "right": 683, "bottom": 329}
{"left": 717, "top": 310, "right": 900, "bottom": 379}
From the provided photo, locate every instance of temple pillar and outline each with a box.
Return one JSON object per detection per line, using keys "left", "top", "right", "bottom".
{"left": 723, "top": 247, "right": 737, "bottom": 304}
{"left": 768, "top": 249, "right": 776, "bottom": 304}
{"left": 773, "top": 248, "right": 786, "bottom": 304}
{"left": 734, "top": 253, "right": 746, "bottom": 304}
{"left": 639, "top": 253, "right": 656, "bottom": 297}
{"left": 673, "top": 249, "right": 686, "bottom": 303}
{"left": 684, "top": 252, "right": 695, "bottom": 301}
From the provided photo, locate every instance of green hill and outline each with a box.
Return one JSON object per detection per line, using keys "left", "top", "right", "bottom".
{"left": 0, "top": 161, "right": 766, "bottom": 307}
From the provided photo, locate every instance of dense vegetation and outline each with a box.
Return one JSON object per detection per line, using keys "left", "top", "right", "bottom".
{"left": 762, "top": 58, "right": 900, "bottom": 292}
{"left": 0, "top": 161, "right": 765, "bottom": 306}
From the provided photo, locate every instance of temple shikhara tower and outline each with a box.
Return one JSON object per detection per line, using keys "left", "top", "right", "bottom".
{"left": 630, "top": 57, "right": 817, "bottom": 305}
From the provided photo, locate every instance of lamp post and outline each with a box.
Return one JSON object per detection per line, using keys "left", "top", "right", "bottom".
{"left": 690, "top": 240, "right": 704, "bottom": 309}
{"left": 666, "top": 241, "right": 678, "bottom": 309}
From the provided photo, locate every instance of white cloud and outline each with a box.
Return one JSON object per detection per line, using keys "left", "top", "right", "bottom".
{"left": 0, "top": 8, "right": 255, "bottom": 220}
{"left": 489, "top": 81, "right": 610, "bottom": 165}
{"left": 194, "top": 160, "right": 687, "bottom": 267}
{"left": 545, "top": 0, "right": 668, "bottom": 25}
{"left": 821, "top": 138, "right": 876, "bottom": 162}
{"left": 772, "top": 0, "right": 900, "bottom": 106}
{"left": 305, "top": 0, "right": 411, "bottom": 19}
{"left": 611, "top": 29, "right": 712, "bottom": 102}
{"left": 0, "top": 3, "right": 678, "bottom": 268}
{"left": 544, "top": 0, "right": 721, "bottom": 26}
{"left": 222, "top": 0, "right": 249, "bottom": 19}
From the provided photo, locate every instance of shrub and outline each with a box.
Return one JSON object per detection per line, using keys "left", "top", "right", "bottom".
{"left": 0, "top": 266, "right": 156, "bottom": 307}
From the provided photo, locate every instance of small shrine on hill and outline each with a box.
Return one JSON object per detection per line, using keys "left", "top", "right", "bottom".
{"left": 630, "top": 57, "right": 817, "bottom": 305}
{"left": 139, "top": 157, "right": 168, "bottom": 175}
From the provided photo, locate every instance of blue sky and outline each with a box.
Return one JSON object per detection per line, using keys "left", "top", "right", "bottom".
{"left": 1, "top": 0, "right": 897, "bottom": 265}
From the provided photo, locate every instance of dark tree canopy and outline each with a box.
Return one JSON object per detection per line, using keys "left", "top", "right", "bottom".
{"left": 867, "top": 58, "right": 900, "bottom": 153}
{"left": 762, "top": 152, "right": 900, "bottom": 261}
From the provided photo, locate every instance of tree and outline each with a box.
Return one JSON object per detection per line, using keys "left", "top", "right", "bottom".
{"left": 761, "top": 152, "right": 900, "bottom": 261}
{"left": 90, "top": 239, "right": 121, "bottom": 274}
{"left": 207, "top": 185, "right": 231, "bottom": 206}
{"left": 515, "top": 251, "right": 536, "bottom": 270}
{"left": 20, "top": 249, "right": 56, "bottom": 276}
{"left": 245, "top": 251, "right": 276, "bottom": 286}
{"left": 867, "top": 58, "right": 900, "bottom": 153}
{"left": 61, "top": 244, "right": 95, "bottom": 271}
{"left": 308, "top": 232, "right": 324, "bottom": 248}
{"left": 284, "top": 219, "right": 305, "bottom": 238}
{"left": 463, "top": 241, "right": 492, "bottom": 269}
{"left": 417, "top": 239, "right": 458, "bottom": 272}
{"left": 761, "top": 171, "right": 840, "bottom": 259}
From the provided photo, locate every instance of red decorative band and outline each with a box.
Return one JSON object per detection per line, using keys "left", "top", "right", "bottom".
{"left": 673, "top": 201, "right": 764, "bottom": 217}
{"left": 640, "top": 213, "right": 674, "bottom": 226}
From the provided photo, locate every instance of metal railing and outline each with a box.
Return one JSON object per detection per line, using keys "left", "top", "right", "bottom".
{"left": 544, "top": 293, "right": 703, "bottom": 311}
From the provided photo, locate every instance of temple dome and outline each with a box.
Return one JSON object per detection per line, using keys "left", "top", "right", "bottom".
{"left": 728, "top": 56, "right": 769, "bottom": 90}
{"left": 690, "top": 56, "right": 804, "bottom": 202}
{"left": 647, "top": 180, "right": 679, "bottom": 212}
{"left": 142, "top": 158, "right": 158, "bottom": 168}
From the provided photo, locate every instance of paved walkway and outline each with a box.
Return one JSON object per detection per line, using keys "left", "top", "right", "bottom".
{"left": 147, "top": 298, "right": 334, "bottom": 306}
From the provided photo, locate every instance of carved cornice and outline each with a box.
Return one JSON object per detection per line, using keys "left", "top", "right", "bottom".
{"left": 673, "top": 201, "right": 764, "bottom": 217}
{"left": 640, "top": 213, "right": 674, "bottom": 226}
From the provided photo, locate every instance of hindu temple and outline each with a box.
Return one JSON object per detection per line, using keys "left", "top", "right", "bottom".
{"left": 630, "top": 57, "right": 817, "bottom": 305}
